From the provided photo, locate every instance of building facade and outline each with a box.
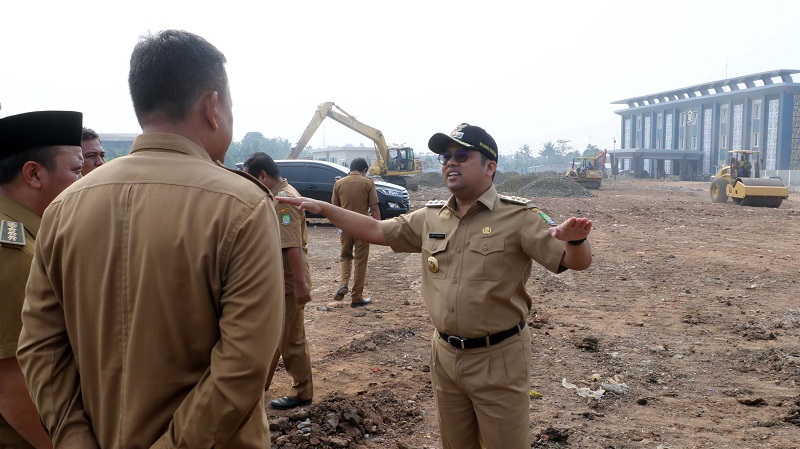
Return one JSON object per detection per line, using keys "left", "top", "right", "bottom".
{"left": 310, "top": 145, "right": 376, "bottom": 168}
{"left": 612, "top": 70, "right": 800, "bottom": 180}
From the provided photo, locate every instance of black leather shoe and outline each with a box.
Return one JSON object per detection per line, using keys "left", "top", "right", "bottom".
{"left": 269, "top": 396, "right": 312, "bottom": 410}
{"left": 333, "top": 285, "right": 348, "bottom": 301}
{"left": 351, "top": 298, "right": 372, "bottom": 308}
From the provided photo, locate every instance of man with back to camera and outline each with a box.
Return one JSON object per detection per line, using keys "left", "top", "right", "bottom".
{"left": 277, "top": 123, "right": 593, "bottom": 448}
{"left": 242, "top": 152, "right": 315, "bottom": 410}
{"left": 0, "top": 110, "right": 84, "bottom": 449}
{"left": 331, "top": 157, "right": 380, "bottom": 307}
{"left": 79, "top": 127, "right": 105, "bottom": 176}
{"left": 17, "top": 30, "right": 285, "bottom": 449}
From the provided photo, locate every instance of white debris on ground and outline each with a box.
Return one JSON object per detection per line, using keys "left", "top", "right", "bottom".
{"left": 561, "top": 378, "right": 605, "bottom": 400}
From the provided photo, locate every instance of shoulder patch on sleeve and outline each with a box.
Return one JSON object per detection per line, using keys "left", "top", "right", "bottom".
{"left": 529, "top": 207, "right": 557, "bottom": 226}
{"left": 276, "top": 190, "right": 289, "bottom": 198}
{"left": 498, "top": 194, "right": 531, "bottom": 205}
{"left": 0, "top": 220, "right": 26, "bottom": 247}
{"left": 425, "top": 200, "right": 447, "bottom": 207}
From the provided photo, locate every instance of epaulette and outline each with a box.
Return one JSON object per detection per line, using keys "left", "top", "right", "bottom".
{"left": 498, "top": 194, "right": 531, "bottom": 206}
{"left": 0, "top": 220, "right": 26, "bottom": 247}
{"left": 425, "top": 200, "right": 447, "bottom": 207}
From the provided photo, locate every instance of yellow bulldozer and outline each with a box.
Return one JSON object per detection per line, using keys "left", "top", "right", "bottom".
{"left": 567, "top": 149, "right": 607, "bottom": 189}
{"left": 709, "top": 150, "right": 788, "bottom": 207}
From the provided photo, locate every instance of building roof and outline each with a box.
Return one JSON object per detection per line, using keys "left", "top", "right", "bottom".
{"left": 612, "top": 69, "right": 799, "bottom": 108}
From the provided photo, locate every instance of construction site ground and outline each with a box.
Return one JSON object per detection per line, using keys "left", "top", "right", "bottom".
{"left": 264, "top": 175, "right": 800, "bottom": 449}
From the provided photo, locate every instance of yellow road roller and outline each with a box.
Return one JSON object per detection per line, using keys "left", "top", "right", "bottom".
{"left": 709, "top": 150, "right": 788, "bottom": 208}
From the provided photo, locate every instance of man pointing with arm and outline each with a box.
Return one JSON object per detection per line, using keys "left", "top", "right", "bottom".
{"left": 279, "top": 123, "right": 592, "bottom": 449}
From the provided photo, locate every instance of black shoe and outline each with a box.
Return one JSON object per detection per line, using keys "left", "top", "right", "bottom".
{"left": 351, "top": 298, "right": 372, "bottom": 308}
{"left": 333, "top": 285, "right": 348, "bottom": 301}
{"left": 269, "top": 396, "right": 312, "bottom": 410}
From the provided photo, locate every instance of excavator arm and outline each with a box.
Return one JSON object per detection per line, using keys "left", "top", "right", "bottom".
{"left": 287, "top": 102, "right": 334, "bottom": 159}
{"left": 288, "top": 102, "right": 390, "bottom": 168}
{"left": 288, "top": 102, "right": 421, "bottom": 189}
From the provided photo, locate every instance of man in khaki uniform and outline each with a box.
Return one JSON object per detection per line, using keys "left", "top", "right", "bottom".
{"left": 0, "top": 110, "right": 84, "bottom": 449}
{"left": 242, "top": 152, "right": 314, "bottom": 410}
{"left": 79, "top": 127, "right": 105, "bottom": 176}
{"left": 278, "top": 123, "right": 594, "bottom": 449}
{"left": 17, "top": 30, "right": 284, "bottom": 449}
{"left": 331, "top": 157, "right": 380, "bottom": 307}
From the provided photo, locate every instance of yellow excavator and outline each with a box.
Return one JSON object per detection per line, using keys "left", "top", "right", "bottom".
{"left": 287, "top": 102, "right": 421, "bottom": 190}
{"left": 709, "top": 150, "right": 788, "bottom": 207}
{"left": 567, "top": 149, "right": 607, "bottom": 189}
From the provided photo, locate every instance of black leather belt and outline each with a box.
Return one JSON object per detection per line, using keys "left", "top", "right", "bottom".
{"left": 438, "top": 320, "right": 527, "bottom": 349}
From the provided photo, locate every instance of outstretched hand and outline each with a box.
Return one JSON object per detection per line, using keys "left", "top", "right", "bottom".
{"left": 549, "top": 217, "right": 592, "bottom": 241}
{"left": 276, "top": 196, "right": 322, "bottom": 215}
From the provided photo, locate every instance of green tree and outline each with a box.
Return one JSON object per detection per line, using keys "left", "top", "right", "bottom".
{"left": 539, "top": 141, "right": 558, "bottom": 162}
{"left": 514, "top": 143, "right": 535, "bottom": 172}
{"left": 224, "top": 133, "right": 292, "bottom": 168}
{"left": 583, "top": 144, "right": 600, "bottom": 157}
{"left": 555, "top": 140, "right": 573, "bottom": 160}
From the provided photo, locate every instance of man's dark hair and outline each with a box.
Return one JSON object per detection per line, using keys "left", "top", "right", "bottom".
{"left": 242, "top": 152, "right": 280, "bottom": 180}
{"left": 350, "top": 157, "right": 369, "bottom": 173}
{"left": 128, "top": 30, "right": 228, "bottom": 123}
{"left": 0, "top": 147, "right": 59, "bottom": 185}
{"left": 82, "top": 127, "right": 100, "bottom": 142}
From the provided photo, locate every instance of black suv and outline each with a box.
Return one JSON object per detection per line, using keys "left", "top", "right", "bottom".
{"left": 272, "top": 160, "right": 410, "bottom": 219}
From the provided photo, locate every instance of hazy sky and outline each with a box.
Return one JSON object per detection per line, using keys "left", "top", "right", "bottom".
{"left": 2, "top": 0, "right": 799, "bottom": 157}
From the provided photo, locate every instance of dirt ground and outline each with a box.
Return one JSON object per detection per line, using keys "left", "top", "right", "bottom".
{"left": 264, "top": 177, "right": 800, "bottom": 449}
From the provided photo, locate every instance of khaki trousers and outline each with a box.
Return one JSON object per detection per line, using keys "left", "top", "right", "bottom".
{"left": 430, "top": 329, "right": 532, "bottom": 449}
{"left": 339, "top": 232, "right": 370, "bottom": 300}
{"left": 265, "top": 291, "right": 313, "bottom": 400}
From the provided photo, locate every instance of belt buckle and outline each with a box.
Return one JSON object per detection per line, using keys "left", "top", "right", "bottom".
{"left": 447, "top": 335, "right": 466, "bottom": 349}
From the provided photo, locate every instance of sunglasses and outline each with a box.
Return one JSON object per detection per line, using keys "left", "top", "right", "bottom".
{"left": 438, "top": 148, "right": 472, "bottom": 165}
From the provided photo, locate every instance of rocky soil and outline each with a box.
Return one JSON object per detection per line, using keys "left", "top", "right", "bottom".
{"left": 264, "top": 176, "right": 800, "bottom": 449}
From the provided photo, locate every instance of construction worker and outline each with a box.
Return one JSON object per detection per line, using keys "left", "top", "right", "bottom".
{"left": 0, "top": 110, "right": 84, "bottom": 449}
{"left": 242, "top": 152, "right": 314, "bottom": 410}
{"left": 277, "top": 123, "right": 593, "bottom": 448}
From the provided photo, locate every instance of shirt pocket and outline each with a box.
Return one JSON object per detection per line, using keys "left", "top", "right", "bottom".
{"left": 466, "top": 237, "right": 504, "bottom": 280}
{"left": 422, "top": 237, "right": 449, "bottom": 279}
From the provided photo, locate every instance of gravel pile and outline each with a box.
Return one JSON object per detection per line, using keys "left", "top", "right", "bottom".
{"left": 415, "top": 172, "right": 443, "bottom": 187}
{"left": 496, "top": 172, "right": 591, "bottom": 198}
{"left": 493, "top": 170, "right": 518, "bottom": 184}
{"left": 414, "top": 171, "right": 589, "bottom": 199}
{"left": 268, "top": 389, "right": 426, "bottom": 448}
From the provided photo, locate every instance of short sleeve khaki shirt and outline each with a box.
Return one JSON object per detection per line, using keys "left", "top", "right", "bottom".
{"left": 0, "top": 195, "right": 39, "bottom": 448}
{"left": 271, "top": 179, "right": 310, "bottom": 291}
{"left": 380, "top": 185, "right": 565, "bottom": 338}
{"left": 0, "top": 196, "right": 38, "bottom": 360}
{"left": 332, "top": 172, "right": 379, "bottom": 215}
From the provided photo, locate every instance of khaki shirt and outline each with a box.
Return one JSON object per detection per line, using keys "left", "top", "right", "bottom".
{"left": 331, "top": 171, "right": 379, "bottom": 215}
{"left": 0, "top": 196, "right": 39, "bottom": 449}
{"left": 381, "top": 185, "right": 565, "bottom": 338}
{"left": 271, "top": 179, "right": 310, "bottom": 291}
{"left": 17, "top": 133, "right": 285, "bottom": 449}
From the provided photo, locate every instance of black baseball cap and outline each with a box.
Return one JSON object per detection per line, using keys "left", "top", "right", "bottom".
{"left": 0, "top": 111, "right": 83, "bottom": 161}
{"left": 428, "top": 123, "right": 498, "bottom": 161}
